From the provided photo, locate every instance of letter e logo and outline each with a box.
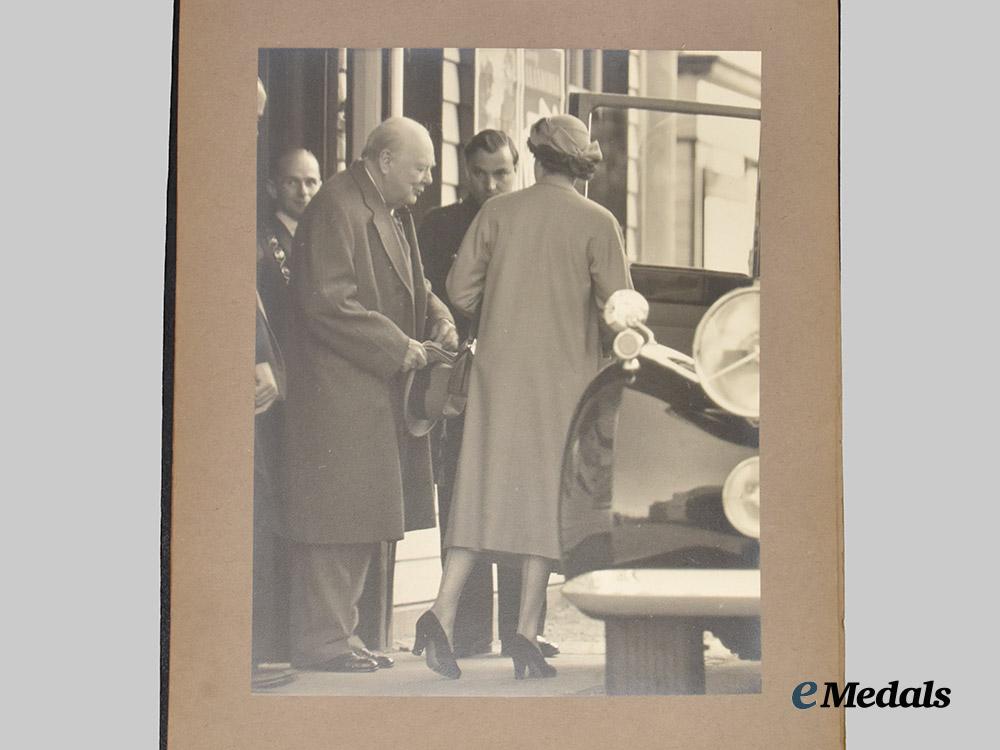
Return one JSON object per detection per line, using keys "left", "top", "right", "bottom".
{"left": 793, "top": 681, "right": 818, "bottom": 709}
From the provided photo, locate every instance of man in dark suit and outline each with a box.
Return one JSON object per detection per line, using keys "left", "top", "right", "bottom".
{"left": 417, "top": 129, "right": 558, "bottom": 659}
{"left": 283, "top": 117, "right": 458, "bottom": 672}
{"left": 253, "top": 145, "right": 322, "bottom": 684}
{"left": 257, "top": 147, "right": 322, "bottom": 348}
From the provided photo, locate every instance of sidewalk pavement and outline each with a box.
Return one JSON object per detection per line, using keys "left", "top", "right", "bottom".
{"left": 257, "top": 584, "right": 760, "bottom": 696}
{"left": 263, "top": 650, "right": 606, "bottom": 697}
{"left": 258, "top": 648, "right": 759, "bottom": 697}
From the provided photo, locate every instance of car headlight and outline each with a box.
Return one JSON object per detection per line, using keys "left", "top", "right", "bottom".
{"left": 722, "top": 456, "right": 759, "bottom": 538}
{"left": 692, "top": 285, "right": 759, "bottom": 418}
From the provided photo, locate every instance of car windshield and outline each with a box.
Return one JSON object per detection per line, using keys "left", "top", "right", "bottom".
{"left": 586, "top": 105, "right": 760, "bottom": 275}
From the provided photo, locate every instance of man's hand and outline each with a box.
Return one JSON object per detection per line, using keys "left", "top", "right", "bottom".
{"left": 255, "top": 362, "right": 279, "bottom": 414}
{"left": 429, "top": 319, "right": 459, "bottom": 351}
{"left": 401, "top": 339, "right": 428, "bottom": 372}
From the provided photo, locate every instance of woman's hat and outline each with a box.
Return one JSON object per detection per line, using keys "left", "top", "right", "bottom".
{"left": 528, "top": 114, "right": 603, "bottom": 163}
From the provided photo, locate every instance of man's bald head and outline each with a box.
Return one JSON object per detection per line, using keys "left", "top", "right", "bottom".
{"left": 362, "top": 117, "right": 436, "bottom": 208}
{"left": 271, "top": 148, "right": 320, "bottom": 181}
{"left": 361, "top": 117, "right": 432, "bottom": 160}
{"left": 267, "top": 147, "right": 322, "bottom": 220}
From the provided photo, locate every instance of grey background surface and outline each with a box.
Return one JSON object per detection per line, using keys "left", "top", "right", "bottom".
{"left": 2, "top": 1, "right": 171, "bottom": 747}
{"left": 2, "top": 0, "right": 996, "bottom": 747}
{"left": 841, "top": 0, "right": 999, "bottom": 746}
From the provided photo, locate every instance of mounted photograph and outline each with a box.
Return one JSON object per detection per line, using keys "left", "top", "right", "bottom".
{"left": 252, "top": 47, "right": 762, "bottom": 697}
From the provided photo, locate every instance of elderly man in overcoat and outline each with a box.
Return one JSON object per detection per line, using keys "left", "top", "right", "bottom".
{"left": 283, "top": 117, "right": 458, "bottom": 672}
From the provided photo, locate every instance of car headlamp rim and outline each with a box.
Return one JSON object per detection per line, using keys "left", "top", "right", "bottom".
{"left": 722, "top": 455, "right": 760, "bottom": 539}
{"left": 692, "top": 285, "right": 760, "bottom": 419}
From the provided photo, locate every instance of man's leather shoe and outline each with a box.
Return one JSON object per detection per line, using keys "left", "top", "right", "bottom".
{"left": 252, "top": 666, "right": 297, "bottom": 689}
{"left": 536, "top": 636, "right": 560, "bottom": 658}
{"left": 313, "top": 652, "right": 379, "bottom": 672}
{"left": 501, "top": 636, "right": 560, "bottom": 658}
{"left": 354, "top": 647, "right": 394, "bottom": 669}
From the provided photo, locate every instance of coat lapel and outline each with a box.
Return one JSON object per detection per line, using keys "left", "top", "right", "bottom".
{"left": 396, "top": 207, "right": 427, "bottom": 314}
{"left": 350, "top": 162, "right": 415, "bottom": 297}
{"left": 271, "top": 216, "right": 294, "bottom": 257}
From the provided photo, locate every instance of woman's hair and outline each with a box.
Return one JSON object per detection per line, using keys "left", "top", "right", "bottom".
{"left": 527, "top": 140, "right": 599, "bottom": 181}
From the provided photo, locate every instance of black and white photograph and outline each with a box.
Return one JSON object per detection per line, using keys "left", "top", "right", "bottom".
{"left": 253, "top": 48, "right": 762, "bottom": 696}
{"left": 30, "top": 0, "right": 1000, "bottom": 747}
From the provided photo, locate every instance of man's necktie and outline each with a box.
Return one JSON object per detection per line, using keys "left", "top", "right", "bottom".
{"left": 391, "top": 210, "right": 414, "bottom": 282}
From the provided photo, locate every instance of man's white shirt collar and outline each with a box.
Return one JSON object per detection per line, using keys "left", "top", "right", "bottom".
{"left": 364, "top": 165, "right": 406, "bottom": 218}
{"left": 363, "top": 165, "right": 389, "bottom": 207}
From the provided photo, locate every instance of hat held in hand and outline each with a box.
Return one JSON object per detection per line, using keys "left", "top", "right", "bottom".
{"left": 403, "top": 341, "right": 469, "bottom": 437}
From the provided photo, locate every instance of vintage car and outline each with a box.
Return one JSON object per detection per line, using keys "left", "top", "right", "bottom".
{"left": 558, "top": 92, "right": 761, "bottom": 695}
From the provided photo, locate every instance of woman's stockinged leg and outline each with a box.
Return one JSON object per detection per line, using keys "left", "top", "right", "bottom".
{"left": 413, "top": 549, "right": 478, "bottom": 680}
{"left": 515, "top": 555, "right": 552, "bottom": 642}
{"left": 431, "top": 547, "right": 479, "bottom": 645}
{"left": 506, "top": 555, "right": 557, "bottom": 679}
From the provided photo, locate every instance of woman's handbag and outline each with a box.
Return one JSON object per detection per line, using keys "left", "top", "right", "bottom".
{"left": 444, "top": 311, "right": 479, "bottom": 416}
{"left": 402, "top": 311, "right": 480, "bottom": 437}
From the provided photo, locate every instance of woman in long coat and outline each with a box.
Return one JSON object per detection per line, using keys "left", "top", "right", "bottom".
{"left": 413, "top": 115, "right": 633, "bottom": 680}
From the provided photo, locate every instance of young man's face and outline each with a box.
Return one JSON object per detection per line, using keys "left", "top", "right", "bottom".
{"left": 466, "top": 145, "right": 517, "bottom": 205}
{"left": 269, "top": 151, "right": 322, "bottom": 219}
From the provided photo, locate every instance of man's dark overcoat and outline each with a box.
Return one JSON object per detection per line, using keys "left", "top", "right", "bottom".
{"left": 282, "top": 161, "right": 452, "bottom": 545}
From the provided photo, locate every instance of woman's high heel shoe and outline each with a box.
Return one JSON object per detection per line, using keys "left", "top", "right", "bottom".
{"left": 412, "top": 610, "right": 461, "bottom": 679}
{"left": 508, "top": 634, "right": 557, "bottom": 680}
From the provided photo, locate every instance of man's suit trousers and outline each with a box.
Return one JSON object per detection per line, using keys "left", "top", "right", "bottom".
{"left": 289, "top": 541, "right": 376, "bottom": 668}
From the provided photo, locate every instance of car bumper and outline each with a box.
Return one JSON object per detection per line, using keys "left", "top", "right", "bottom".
{"left": 561, "top": 568, "right": 760, "bottom": 618}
